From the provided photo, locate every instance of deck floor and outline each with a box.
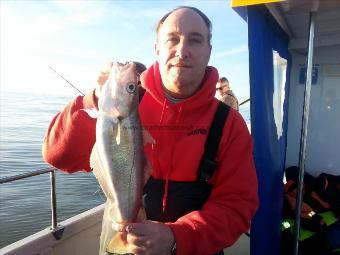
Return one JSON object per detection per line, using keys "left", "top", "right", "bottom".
{"left": 224, "top": 234, "right": 250, "bottom": 255}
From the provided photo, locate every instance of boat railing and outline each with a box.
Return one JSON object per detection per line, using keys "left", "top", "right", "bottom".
{"left": 0, "top": 167, "right": 65, "bottom": 240}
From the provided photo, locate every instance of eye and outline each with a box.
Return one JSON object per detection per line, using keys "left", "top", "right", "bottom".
{"left": 126, "top": 83, "right": 136, "bottom": 94}
{"left": 166, "top": 37, "right": 179, "bottom": 45}
{"left": 190, "top": 37, "right": 203, "bottom": 45}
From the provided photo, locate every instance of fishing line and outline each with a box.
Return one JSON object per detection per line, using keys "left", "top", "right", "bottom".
{"left": 49, "top": 66, "right": 85, "bottom": 96}
{"left": 93, "top": 187, "right": 106, "bottom": 202}
{"left": 239, "top": 98, "right": 250, "bottom": 106}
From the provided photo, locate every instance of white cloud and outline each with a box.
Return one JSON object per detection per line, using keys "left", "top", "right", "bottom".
{"left": 51, "top": 0, "right": 109, "bottom": 25}
{"left": 135, "top": 8, "right": 166, "bottom": 19}
{"left": 213, "top": 45, "right": 248, "bottom": 58}
{"left": 0, "top": 1, "right": 249, "bottom": 98}
{"left": 0, "top": 1, "right": 107, "bottom": 94}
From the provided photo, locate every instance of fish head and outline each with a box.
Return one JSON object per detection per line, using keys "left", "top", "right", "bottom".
{"left": 98, "top": 62, "right": 139, "bottom": 118}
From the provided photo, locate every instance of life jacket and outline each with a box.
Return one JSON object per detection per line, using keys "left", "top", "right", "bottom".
{"left": 282, "top": 166, "right": 340, "bottom": 254}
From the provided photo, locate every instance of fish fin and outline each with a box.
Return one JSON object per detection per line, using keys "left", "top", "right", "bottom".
{"left": 81, "top": 108, "right": 99, "bottom": 118}
{"left": 143, "top": 155, "right": 152, "bottom": 185}
{"left": 116, "top": 120, "right": 121, "bottom": 145}
{"left": 106, "top": 232, "right": 129, "bottom": 254}
{"left": 142, "top": 129, "right": 155, "bottom": 145}
{"left": 137, "top": 207, "right": 146, "bottom": 222}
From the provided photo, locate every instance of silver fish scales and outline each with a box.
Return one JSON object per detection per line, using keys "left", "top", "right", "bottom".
{"left": 90, "top": 62, "right": 144, "bottom": 255}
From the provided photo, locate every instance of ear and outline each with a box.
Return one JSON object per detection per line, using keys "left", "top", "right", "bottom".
{"left": 207, "top": 44, "right": 212, "bottom": 63}
{"left": 154, "top": 41, "right": 160, "bottom": 58}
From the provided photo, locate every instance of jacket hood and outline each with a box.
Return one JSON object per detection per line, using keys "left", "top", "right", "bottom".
{"left": 140, "top": 62, "right": 219, "bottom": 112}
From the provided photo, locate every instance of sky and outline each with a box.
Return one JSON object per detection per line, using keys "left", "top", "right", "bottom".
{"left": 0, "top": 0, "right": 250, "bottom": 102}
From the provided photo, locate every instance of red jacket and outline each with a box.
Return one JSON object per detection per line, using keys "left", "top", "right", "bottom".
{"left": 43, "top": 62, "right": 258, "bottom": 255}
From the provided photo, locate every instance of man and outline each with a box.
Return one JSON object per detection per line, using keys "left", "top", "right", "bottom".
{"left": 216, "top": 77, "right": 239, "bottom": 111}
{"left": 43, "top": 6, "right": 258, "bottom": 255}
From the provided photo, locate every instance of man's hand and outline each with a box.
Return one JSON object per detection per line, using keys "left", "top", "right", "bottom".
{"left": 95, "top": 62, "right": 113, "bottom": 100}
{"left": 113, "top": 220, "right": 175, "bottom": 255}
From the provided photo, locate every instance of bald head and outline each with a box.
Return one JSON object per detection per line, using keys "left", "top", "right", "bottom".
{"left": 154, "top": 6, "right": 212, "bottom": 98}
{"left": 156, "top": 6, "right": 212, "bottom": 45}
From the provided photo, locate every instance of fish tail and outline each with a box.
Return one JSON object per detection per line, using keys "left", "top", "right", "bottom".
{"left": 106, "top": 232, "right": 129, "bottom": 254}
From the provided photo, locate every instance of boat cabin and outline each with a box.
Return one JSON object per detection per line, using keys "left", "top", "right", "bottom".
{"left": 233, "top": 0, "right": 340, "bottom": 254}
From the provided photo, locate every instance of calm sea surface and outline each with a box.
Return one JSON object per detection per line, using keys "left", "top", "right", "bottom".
{"left": 0, "top": 91, "right": 250, "bottom": 248}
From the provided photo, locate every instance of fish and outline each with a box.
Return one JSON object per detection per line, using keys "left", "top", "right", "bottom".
{"left": 89, "top": 62, "right": 144, "bottom": 255}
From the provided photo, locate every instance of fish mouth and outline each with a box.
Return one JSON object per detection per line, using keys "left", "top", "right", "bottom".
{"left": 117, "top": 116, "right": 123, "bottom": 122}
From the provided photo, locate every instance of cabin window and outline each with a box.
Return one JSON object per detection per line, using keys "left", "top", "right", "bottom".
{"left": 273, "top": 50, "right": 287, "bottom": 140}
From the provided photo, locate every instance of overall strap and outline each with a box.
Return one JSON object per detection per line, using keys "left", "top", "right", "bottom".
{"left": 198, "top": 102, "right": 230, "bottom": 182}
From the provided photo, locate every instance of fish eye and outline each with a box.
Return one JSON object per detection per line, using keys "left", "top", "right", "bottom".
{"left": 126, "top": 83, "right": 136, "bottom": 94}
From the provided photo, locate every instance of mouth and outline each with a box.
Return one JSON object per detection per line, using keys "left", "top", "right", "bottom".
{"left": 171, "top": 64, "right": 191, "bottom": 68}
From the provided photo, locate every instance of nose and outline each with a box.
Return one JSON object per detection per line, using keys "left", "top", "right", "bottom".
{"left": 175, "top": 39, "right": 189, "bottom": 59}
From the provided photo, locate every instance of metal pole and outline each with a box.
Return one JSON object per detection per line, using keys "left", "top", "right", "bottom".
{"left": 293, "top": 11, "right": 316, "bottom": 255}
{"left": 50, "top": 170, "right": 58, "bottom": 230}
{"left": 0, "top": 168, "right": 64, "bottom": 239}
{"left": 0, "top": 167, "right": 55, "bottom": 184}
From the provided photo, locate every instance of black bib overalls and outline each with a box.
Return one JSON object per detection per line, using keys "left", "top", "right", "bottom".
{"left": 143, "top": 177, "right": 223, "bottom": 255}
{"left": 143, "top": 102, "right": 230, "bottom": 255}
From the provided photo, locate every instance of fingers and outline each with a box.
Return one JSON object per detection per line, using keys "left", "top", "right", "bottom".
{"left": 112, "top": 222, "right": 148, "bottom": 254}
{"left": 97, "top": 62, "right": 113, "bottom": 86}
{"left": 128, "top": 244, "right": 147, "bottom": 255}
{"left": 112, "top": 221, "right": 173, "bottom": 255}
{"left": 112, "top": 222, "right": 126, "bottom": 232}
{"left": 112, "top": 222, "right": 146, "bottom": 236}
{"left": 126, "top": 227, "right": 152, "bottom": 255}
{"left": 127, "top": 234, "right": 146, "bottom": 247}
{"left": 127, "top": 223, "right": 147, "bottom": 236}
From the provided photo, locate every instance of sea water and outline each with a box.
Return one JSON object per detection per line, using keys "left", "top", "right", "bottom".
{"left": 0, "top": 91, "right": 251, "bottom": 248}
{"left": 0, "top": 91, "right": 104, "bottom": 248}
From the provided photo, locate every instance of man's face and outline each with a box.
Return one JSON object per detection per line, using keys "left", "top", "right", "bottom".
{"left": 155, "top": 8, "right": 212, "bottom": 98}
{"left": 216, "top": 81, "right": 229, "bottom": 96}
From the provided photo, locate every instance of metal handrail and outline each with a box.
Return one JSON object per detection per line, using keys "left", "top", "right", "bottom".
{"left": 0, "top": 167, "right": 64, "bottom": 239}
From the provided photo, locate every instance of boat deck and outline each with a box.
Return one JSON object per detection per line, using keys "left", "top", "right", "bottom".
{"left": 1, "top": 203, "right": 250, "bottom": 255}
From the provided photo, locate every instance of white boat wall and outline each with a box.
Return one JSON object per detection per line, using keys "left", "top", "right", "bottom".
{"left": 285, "top": 29, "right": 340, "bottom": 177}
{"left": 0, "top": 201, "right": 250, "bottom": 255}
{"left": 0, "top": 204, "right": 104, "bottom": 255}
